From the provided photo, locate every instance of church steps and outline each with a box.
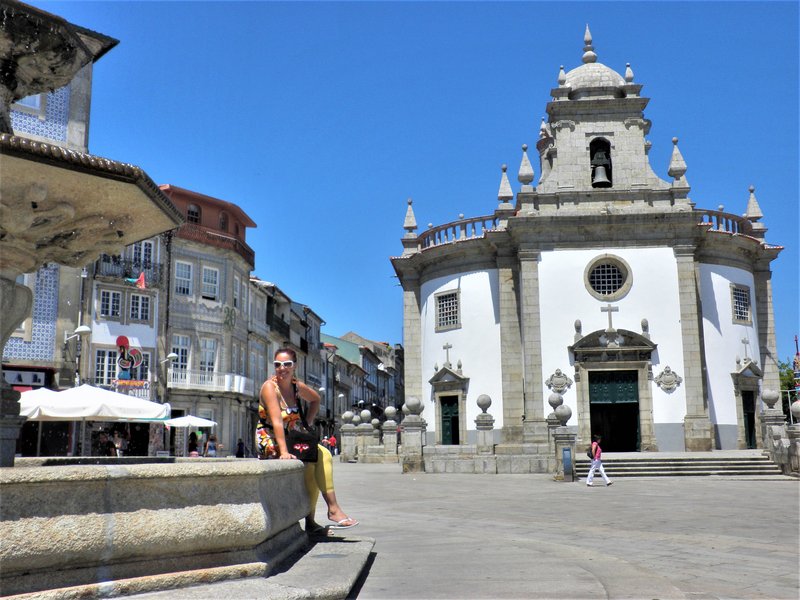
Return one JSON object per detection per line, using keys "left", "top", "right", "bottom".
{"left": 575, "top": 455, "right": 785, "bottom": 478}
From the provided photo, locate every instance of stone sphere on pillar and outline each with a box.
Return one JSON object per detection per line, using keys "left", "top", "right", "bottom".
{"left": 371, "top": 418, "right": 381, "bottom": 429}
{"left": 477, "top": 394, "right": 492, "bottom": 413}
{"left": 761, "top": 389, "right": 780, "bottom": 409}
{"left": 548, "top": 392, "right": 564, "bottom": 410}
{"left": 791, "top": 399, "right": 800, "bottom": 422}
{"left": 384, "top": 406, "right": 397, "bottom": 421}
{"left": 554, "top": 404, "right": 572, "bottom": 426}
{"left": 352, "top": 414, "right": 362, "bottom": 426}
{"left": 360, "top": 409, "right": 372, "bottom": 422}
{"left": 341, "top": 411, "right": 354, "bottom": 424}
{"left": 405, "top": 396, "right": 423, "bottom": 415}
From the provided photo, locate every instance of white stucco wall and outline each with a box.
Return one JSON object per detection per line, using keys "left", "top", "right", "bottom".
{"left": 538, "top": 247, "right": 687, "bottom": 425}
{"left": 698, "top": 264, "right": 759, "bottom": 425}
{"left": 420, "top": 270, "right": 503, "bottom": 432}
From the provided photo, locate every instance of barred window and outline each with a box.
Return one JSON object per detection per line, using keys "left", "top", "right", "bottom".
{"left": 584, "top": 255, "right": 633, "bottom": 301}
{"left": 589, "top": 263, "right": 624, "bottom": 295}
{"left": 731, "top": 285, "right": 751, "bottom": 323}
{"left": 436, "top": 291, "right": 460, "bottom": 331}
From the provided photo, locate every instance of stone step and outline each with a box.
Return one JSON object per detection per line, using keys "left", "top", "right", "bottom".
{"left": 575, "top": 456, "right": 784, "bottom": 477}
{"left": 121, "top": 536, "right": 376, "bottom": 600}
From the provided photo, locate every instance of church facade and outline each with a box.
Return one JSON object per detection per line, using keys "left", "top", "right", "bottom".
{"left": 391, "top": 28, "right": 782, "bottom": 454}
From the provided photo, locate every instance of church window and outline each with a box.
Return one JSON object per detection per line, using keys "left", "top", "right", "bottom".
{"left": 435, "top": 290, "right": 461, "bottom": 332}
{"left": 187, "top": 204, "right": 201, "bottom": 224}
{"left": 584, "top": 254, "right": 633, "bottom": 301}
{"left": 731, "top": 285, "right": 751, "bottom": 324}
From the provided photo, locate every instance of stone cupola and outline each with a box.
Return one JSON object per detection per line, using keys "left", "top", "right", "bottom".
{"left": 533, "top": 25, "right": 672, "bottom": 203}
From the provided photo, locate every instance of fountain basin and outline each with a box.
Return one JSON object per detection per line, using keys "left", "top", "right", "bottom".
{"left": 0, "top": 459, "right": 309, "bottom": 598}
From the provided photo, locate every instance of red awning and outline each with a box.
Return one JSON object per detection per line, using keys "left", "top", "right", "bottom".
{"left": 13, "top": 386, "right": 33, "bottom": 393}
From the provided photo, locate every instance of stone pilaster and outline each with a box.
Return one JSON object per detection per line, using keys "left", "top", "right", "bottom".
{"left": 518, "top": 247, "right": 547, "bottom": 444}
{"left": 674, "top": 246, "right": 712, "bottom": 451}
{"left": 497, "top": 251, "right": 524, "bottom": 442}
{"left": 753, "top": 267, "right": 781, "bottom": 399}
{"left": 553, "top": 426, "right": 577, "bottom": 481}
{"left": 401, "top": 275, "right": 422, "bottom": 411}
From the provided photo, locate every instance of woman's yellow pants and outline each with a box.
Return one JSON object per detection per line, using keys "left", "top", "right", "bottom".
{"left": 303, "top": 444, "right": 335, "bottom": 516}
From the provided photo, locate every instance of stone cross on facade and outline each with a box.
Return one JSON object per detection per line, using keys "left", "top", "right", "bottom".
{"left": 443, "top": 342, "right": 453, "bottom": 368}
{"left": 601, "top": 304, "right": 619, "bottom": 332}
{"left": 741, "top": 335, "right": 750, "bottom": 360}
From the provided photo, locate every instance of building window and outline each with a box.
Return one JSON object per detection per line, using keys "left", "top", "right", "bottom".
{"left": 219, "top": 212, "right": 228, "bottom": 232}
{"left": 12, "top": 93, "right": 47, "bottom": 120}
{"left": 130, "top": 293, "right": 150, "bottom": 321}
{"left": 187, "top": 204, "right": 201, "bottom": 224}
{"left": 99, "top": 290, "right": 122, "bottom": 319}
{"left": 435, "top": 290, "right": 461, "bottom": 332}
{"left": 201, "top": 267, "right": 219, "bottom": 301}
{"left": 131, "top": 240, "right": 154, "bottom": 267}
{"left": 95, "top": 349, "right": 118, "bottom": 385}
{"left": 200, "top": 338, "right": 217, "bottom": 379}
{"left": 130, "top": 352, "right": 151, "bottom": 381}
{"left": 171, "top": 335, "right": 190, "bottom": 371}
{"left": 731, "top": 285, "right": 752, "bottom": 324}
{"left": 175, "top": 261, "right": 192, "bottom": 296}
{"left": 584, "top": 254, "right": 633, "bottom": 301}
{"left": 233, "top": 275, "right": 240, "bottom": 309}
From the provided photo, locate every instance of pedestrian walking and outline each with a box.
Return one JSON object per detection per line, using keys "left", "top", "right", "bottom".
{"left": 235, "top": 438, "right": 245, "bottom": 458}
{"left": 586, "top": 434, "right": 613, "bottom": 487}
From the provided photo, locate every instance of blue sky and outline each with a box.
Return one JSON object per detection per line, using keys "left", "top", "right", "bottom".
{"left": 36, "top": 1, "right": 798, "bottom": 361}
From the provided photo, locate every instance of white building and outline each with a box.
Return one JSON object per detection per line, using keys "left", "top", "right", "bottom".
{"left": 392, "top": 27, "right": 782, "bottom": 454}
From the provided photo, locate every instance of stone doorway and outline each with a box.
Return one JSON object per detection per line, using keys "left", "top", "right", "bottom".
{"left": 741, "top": 390, "right": 756, "bottom": 449}
{"left": 588, "top": 370, "right": 640, "bottom": 452}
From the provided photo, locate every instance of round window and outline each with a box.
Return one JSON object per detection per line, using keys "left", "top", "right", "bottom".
{"left": 584, "top": 255, "right": 633, "bottom": 300}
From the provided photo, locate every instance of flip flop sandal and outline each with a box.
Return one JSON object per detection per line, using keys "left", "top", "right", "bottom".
{"left": 329, "top": 518, "right": 359, "bottom": 530}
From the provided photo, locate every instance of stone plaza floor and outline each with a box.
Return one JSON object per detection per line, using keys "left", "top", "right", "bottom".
{"left": 333, "top": 461, "right": 798, "bottom": 599}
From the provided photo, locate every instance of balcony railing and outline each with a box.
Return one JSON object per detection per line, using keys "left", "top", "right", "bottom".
{"left": 176, "top": 223, "right": 255, "bottom": 267}
{"left": 167, "top": 369, "right": 254, "bottom": 395}
{"left": 267, "top": 312, "right": 290, "bottom": 338}
{"left": 417, "top": 215, "right": 499, "bottom": 250}
{"left": 696, "top": 209, "right": 754, "bottom": 236}
{"left": 97, "top": 256, "right": 165, "bottom": 288}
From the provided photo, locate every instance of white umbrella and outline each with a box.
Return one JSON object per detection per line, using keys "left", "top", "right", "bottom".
{"left": 164, "top": 415, "right": 217, "bottom": 427}
{"left": 21, "top": 384, "right": 170, "bottom": 421}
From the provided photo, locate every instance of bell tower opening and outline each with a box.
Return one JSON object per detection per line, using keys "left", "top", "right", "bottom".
{"left": 590, "top": 138, "right": 613, "bottom": 188}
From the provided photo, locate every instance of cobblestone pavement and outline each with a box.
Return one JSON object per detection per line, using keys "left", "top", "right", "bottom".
{"left": 328, "top": 461, "right": 799, "bottom": 599}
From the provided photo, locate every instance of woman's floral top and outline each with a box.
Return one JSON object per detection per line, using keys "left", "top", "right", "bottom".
{"left": 256, "top": 379, "right": 302, "bottom": 458}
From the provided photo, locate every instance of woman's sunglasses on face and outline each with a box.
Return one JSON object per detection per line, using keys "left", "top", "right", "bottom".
{"left": 274, "top": 360, "right": 294, "bottom": 369}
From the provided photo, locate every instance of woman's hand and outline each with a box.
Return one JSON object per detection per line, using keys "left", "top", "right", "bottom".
{"left": 279, "top": 452, "right": 296, "bottom": 460}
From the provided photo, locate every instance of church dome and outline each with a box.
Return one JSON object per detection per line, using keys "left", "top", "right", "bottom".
{"left": 564, "top": 62, "right": 625, "bottom": 90}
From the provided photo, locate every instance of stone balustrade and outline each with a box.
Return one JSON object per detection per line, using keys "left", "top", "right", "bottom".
{"left": 696, "top": 209, "right": 753, "bottom": 236}
{"left": 417, "top": 215, "right": 498, "bottom": 250}
{"left": 0, "top": 458, "right": 309, "bottom": 598}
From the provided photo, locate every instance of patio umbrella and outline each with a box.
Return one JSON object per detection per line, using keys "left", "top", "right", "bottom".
{"left": 20, "top": 384, "right": 170, "bottom": 421}
{"left": 164, "top": 415, "right": 217, "bottom": 427}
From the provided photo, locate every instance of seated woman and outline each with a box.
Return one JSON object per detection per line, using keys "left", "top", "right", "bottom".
{"left": 257, "top": 348, "right": 358, "bottom": 533}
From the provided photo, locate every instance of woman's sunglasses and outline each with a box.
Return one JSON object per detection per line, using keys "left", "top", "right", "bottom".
{"left": 274, "top": 360, "right": 294, "bottom": 369}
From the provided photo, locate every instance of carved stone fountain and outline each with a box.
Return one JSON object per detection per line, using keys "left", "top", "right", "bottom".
{"left": 0, "top": 0, "right": 184, "bottom": 467}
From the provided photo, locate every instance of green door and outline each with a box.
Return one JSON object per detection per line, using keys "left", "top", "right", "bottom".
{"left": 588, "top": 370, "right": 640, "bottom": 452}
{"left": 440, "top": 396, "right": 459, "bottom": 445}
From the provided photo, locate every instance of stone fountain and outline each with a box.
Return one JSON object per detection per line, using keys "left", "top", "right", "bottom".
{"left": 0, "top": 0, "right": 184, "bottom": 467}
{"left": 0, "top": 4, "right": 312, "bottom": 597}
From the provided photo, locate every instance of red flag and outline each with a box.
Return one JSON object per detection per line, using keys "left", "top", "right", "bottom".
{"left": 135, "top": 272, "right": 146, "bottom": 289}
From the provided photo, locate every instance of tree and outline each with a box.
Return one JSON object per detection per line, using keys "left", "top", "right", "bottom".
{"left": 778, "top": 357, "right": 799, "bottom": 421}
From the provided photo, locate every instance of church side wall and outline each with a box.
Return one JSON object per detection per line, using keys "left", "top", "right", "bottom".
{"left": 538, "top": 247, "right": 688, "bottom": 450}
{"left": 698, "top": 264, "right": 759, "bottom": 449}
{"left": 420, "top": 270, "right": 502, "bottom": 439}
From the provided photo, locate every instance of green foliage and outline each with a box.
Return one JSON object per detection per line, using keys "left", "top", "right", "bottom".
{"left": 778, "top": 357, "right": 798, "bottom": 420}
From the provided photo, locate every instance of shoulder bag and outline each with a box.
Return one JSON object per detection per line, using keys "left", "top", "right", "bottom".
{"left": 285, "top": 387, "right": 319, "bottom": 462}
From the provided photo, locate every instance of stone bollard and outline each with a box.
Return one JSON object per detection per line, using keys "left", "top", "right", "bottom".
{"left": 400, "top": 397, "right": 425, "bottom": 473}
{"left": 382, "top": 406, "right": 399, "bottom": 462}
{"left": 356, "top": 410, "right": 374, "bottom": 458}
{"left": 339, "top": 411, "right": 357, "bottom": 462}
{"left": 475, "top": 394, "right": 495, "bottom": 454}
{"left": 552, "top": 404, "right": 576, "bottom": 481}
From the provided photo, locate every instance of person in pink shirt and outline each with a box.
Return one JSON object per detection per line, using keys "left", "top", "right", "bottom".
{"left": 586, "top": 434, "right": 613, "bottom": 487}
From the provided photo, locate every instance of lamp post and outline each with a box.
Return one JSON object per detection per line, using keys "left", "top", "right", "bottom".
{"left": 158, "top": 352, "right": 178, "bottom": 455}
{"left": 63, "top": 325, "right": 90, "bottom": 456}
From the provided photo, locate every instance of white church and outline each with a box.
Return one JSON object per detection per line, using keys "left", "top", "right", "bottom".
{"left": 392, "top": 27, "right": 782, "bottom": 454}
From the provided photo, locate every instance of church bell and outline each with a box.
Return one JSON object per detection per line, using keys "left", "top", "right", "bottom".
{"left": 592, "top": 165, "right": 611, "bottom": 187}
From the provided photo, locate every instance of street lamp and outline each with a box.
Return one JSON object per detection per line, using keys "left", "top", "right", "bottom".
{"left": 160, "top": 352, "right": 179, "bottom": 365}
{"left": 63, "top": 325, "right": 91, "bottom": 345}
{"left": 63, "top": 325, "right": 91, "bottom": 387}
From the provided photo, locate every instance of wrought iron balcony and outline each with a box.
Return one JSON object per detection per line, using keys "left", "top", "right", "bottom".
{"left": 96, "top": 256, "right": 165, "bottom": 288}
{"left": 267, "top": 312, "right": 290, "bottom": 338}
{"left": 166, "top": 369, "right": 255, "bottom": 396}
